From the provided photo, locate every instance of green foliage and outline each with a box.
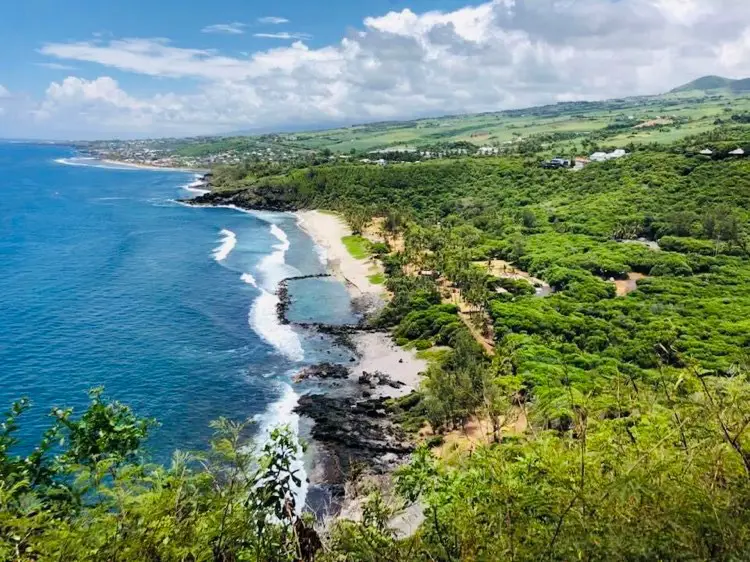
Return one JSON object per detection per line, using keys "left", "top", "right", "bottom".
{"left": 393, "top": 304, "right": 462, "bottom": 346}
{"left": 649, "top": 254, "right": 693, "bottom": 276}
{"left": 341, "top": 235, "right": 371, "bottom": 260}
{"left": 0, "top": 393, "right": 318, "bottom": 562}
{"left": 325, "top": 367, "right": 750, "bottom": 561}
{"left": 369, "top": 242, "right": 390, "bottom": 256}
{"left": 54, "top": 387, "right": 156, "bottom": 467}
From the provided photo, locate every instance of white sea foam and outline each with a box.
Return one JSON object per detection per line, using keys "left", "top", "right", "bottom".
{"left": 55, "top": 157, "right": 97, "bottom": 167}
{"left": 55, "top": 157, "right": 141, "bottom": 171}
{"left": 314, "top": 244, "right": 328, "bottom": 266}
{"left": 183, "top": 174, "right": 210, "bottom": 195}
{"left": 296, "top": 214, "right": 328, "bottom": 266}
{"left": 256, "top": 224, "right": 299, "bottom": 290}
{"left": 255, "top": 381, "right": 307, "bottom": 513}
{"left": 249, "top": 285, "right": 305, "bottom": 362}
{"left": 240, "top": 272, "right": 258, "bottom": 288}
{"left": 212, "top": 229, "right": 237, "bottom": 262}
{"left": 244, "top": 224, "right": 304, "bottom": 361}
{"left": 270, "top": 223, "right": 290, "bottom": 248}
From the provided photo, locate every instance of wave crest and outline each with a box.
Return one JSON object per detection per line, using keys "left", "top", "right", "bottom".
{"left": 212, "top": 229, "right": 237, "bottom": 262}
{"left": 243, "top": 224, "right": 304, "bottom": 362}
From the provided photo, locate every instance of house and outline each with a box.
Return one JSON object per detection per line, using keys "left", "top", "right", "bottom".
{"left": 590, "top": 152, "right": 609, "bottom": 162}
{"left": 590, "top": 149, "right": 629, "bottom": 162}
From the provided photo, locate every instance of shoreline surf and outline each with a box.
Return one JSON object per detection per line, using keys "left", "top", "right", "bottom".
{"left": 55, "top": 156, "right": 207, "bottom": 174}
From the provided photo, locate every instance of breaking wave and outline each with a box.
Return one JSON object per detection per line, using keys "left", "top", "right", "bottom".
{"left": 183, "top": 174, "right": 210, "bottom": 195}
{"left": 212, "top": 229, "right": 237, "bottom": 262}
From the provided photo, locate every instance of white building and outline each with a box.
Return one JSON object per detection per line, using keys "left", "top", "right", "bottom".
{"left": 590, "top": 152, "right": 609, "bottom": 162}
{"left": 590, "top": 149, "right": 629, "bottom": 162}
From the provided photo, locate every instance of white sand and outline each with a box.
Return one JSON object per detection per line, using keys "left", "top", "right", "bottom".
{"left": 295, "top": 210, "right": 383, "bottom": 298}
{"left": 351, "top": 332, "right": 428, "bottom": 398}
{"left": 295, "top": 211, "right": 426, "bottom": 396}
{"left": 101, "top": 159, "right": 205, "bottom": 173}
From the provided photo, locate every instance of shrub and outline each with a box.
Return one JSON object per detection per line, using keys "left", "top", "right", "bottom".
{"left": 650, "top": 255, "right": 693, "bottom": 277}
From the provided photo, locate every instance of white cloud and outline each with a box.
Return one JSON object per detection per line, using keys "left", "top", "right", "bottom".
{"left": 254, "top": 32, "right": 312, "bottom": 40}
{"left": 22, "top": 0, "right": 750, "bottom": 137}
{"left": 258, "top": 16, "right": 289, "bottom": 25}
{"left": 0, "top": 85, "right": 9, "bottom": 98}
{"left": 36, "top": 62, "right": 77, "bottom": 70}
{"left": 201, "top": 22, "right": 246, "bottom": 35}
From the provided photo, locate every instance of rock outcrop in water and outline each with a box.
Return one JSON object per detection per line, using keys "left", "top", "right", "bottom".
{"left": 180, "top": 183, "right": 301, "bottom": 212}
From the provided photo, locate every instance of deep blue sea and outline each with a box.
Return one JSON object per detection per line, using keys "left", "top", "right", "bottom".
{"left": 0, "top": 143, "right": 356, "bottom": 469}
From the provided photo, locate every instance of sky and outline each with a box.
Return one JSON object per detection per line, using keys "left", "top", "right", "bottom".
{"left": 1, "top": 0, "right": 750, "bottom": 139}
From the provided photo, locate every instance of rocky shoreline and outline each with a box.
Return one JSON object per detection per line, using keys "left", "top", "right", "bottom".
{"left": 183, "top": 190, "right": 425, "bottom": 518}
{"left": 180, "top": 182, "right": 302, "bottom": 212}
{"left": 293, "top": 359, "right": 416, "bottom": 517}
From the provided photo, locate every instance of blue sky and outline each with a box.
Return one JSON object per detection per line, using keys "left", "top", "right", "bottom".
{"left": 1, "top": 0, "right": 483, "bottom": 95}
{"left": 1, "top": 0, "right": 749, "bottom": 139}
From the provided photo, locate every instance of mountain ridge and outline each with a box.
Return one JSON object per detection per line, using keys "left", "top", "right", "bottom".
{"left": 671, "top": 75, "right": 750, "bottom": 94}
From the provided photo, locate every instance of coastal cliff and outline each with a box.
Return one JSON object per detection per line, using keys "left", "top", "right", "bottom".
{"left": 183, "top": 183, "right": 302, "bottom": 212}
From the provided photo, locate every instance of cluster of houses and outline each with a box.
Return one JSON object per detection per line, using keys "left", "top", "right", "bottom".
{"left": 83, "top": 137, "right": 310, "bottom": 169}
{"left": 699, "top": 148, "right": 746, "bottom": 156}
{"left": 477, "top": 146, "right": 501, "bottom": 155}
{"left": 542, "top": 149, "right": 630, "bottom": 170}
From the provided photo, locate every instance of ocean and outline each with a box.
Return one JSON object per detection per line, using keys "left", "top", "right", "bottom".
{"left": 0, "top": 143, "right": 357, "bottom": 474}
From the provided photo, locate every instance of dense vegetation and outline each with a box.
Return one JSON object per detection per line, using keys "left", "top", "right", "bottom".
{"left": 9, "top": 122, "right": 750, "bottom": 559}
{"left": 217, "top": 123, "right": 750, "bottom": 557}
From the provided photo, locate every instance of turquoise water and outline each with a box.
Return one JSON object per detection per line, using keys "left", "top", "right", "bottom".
{"left": 286, "top": 277, "right": 360, "bottom": 326}
{"left": 0, "top": 143, "right": 354, "bottom": 463}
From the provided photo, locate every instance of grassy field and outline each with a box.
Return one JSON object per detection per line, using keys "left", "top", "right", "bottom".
{"left": 341, "top": 235, "right": 371, "bottom": 259}
{"left": 275, "top": 91, "right": 750, "bottom": 154}
{"left": 157, "top": 87, "right": 750, "bottom": 159}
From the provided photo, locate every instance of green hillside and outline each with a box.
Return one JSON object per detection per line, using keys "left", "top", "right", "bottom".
{"left": 671, "top": 75, "right": 750, "bottom": 94}
{"left": 81, "top": 79, "right": 750, "bottom": 165}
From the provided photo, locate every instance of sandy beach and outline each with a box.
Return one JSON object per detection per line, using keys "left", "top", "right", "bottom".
{"left": 295, "top": 210, "right": 384, "bottom": 298}
{"left": 101, "top": 159, "right": 208, "bottom": 174}
{"left": 295, "top": 211, "right": 426, "bottom": 395}
{"left": 350, "top": 332, "right": 427, "bottom": 398}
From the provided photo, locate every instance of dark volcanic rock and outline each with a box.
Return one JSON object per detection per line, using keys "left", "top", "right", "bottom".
{"left": 179, "top": 183, "right": 302, "bottom": 212}
{"left": 295, "top": 394, "right": 413, "bottom": 485}
{"left": 276, "top": 274, "right": 334, "bottom": 327}
{"left": 358, "top": 371, "right": 406, "bottom": 390}
{"left": 293, "top": 363, "right": 351, "bottom": 383}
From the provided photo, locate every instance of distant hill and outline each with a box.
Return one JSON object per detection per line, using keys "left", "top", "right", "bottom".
{"left": 671, "top": 75, "right": 750, "bottom": 94}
